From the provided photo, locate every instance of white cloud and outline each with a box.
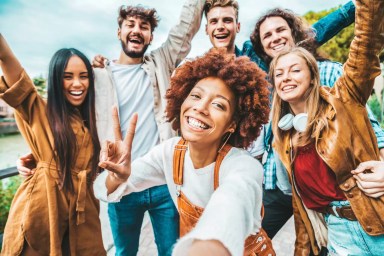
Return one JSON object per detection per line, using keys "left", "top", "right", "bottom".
{"left": 0, "top": 0, "right": 348, "bottom": 77}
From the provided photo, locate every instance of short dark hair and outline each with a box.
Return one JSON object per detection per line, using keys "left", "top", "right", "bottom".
{"left": 117, "top": 5, "right": 160, "bottom": 32}
{"left": 166, "top": 48, "right": 270, "bottom": 149}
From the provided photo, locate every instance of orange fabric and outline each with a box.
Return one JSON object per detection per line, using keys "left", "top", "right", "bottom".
{"left": 173, "top": 139, "right": 275, "bottom": 256}
{"left": 0, "top": 71, "right": 105, "bottom": 256}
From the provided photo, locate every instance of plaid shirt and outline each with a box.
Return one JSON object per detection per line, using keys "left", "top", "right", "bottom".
{"left": 263, "top": 60, "right": 384, "bottom": 190}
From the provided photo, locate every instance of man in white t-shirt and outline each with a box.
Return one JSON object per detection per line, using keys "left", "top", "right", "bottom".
{"left": 93, "top": 2, "right": 205, "bottom": 255}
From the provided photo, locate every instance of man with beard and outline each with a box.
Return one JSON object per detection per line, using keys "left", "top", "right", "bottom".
{"left": 88, "top": 2, "right": 205, "bottom": 255}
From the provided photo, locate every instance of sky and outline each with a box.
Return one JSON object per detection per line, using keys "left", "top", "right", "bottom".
{"left": 0, "top": 0, "right": 349, "bottom": 78}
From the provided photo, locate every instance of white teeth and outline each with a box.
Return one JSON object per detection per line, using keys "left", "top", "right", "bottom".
{"left": 283, "top": 85, "right": 295, "bottom": 91}
{"left": 70, "top": 91, "right": 83, "bottom": 96}
{"left": 188, "top": 117, "right": 208, "bottom": 129}
{"left": 215, "top": 34, "right": 228, "bottom": 39}
{"left": 272, "top": 43, "right": 285, "bottom": 51}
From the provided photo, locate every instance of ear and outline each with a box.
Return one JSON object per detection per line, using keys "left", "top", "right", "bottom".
{"left": 117, "top": 28, "right": 121, "bottom": 40}
{"left": 228, "top": 121, "right": 237, "bottom": 133}
{"left": 236, "top": 22, "right": 241, "bottom": 33}
{"left": 205, "top": 24, "right": 208, "bottom": 35}
{"left": 149, "top": 34, "right": 154, "bottom": 44}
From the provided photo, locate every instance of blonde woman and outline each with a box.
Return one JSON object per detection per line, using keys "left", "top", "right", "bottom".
{"left": 269, "top": 0, "right": 384, "bottom": 255}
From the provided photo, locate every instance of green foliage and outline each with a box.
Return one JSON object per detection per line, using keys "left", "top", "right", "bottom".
{"left": 368, "top": 93, "right": 382, "bottom": 123}
{"left": 33, "top": 76, "right": 47, "bottom": 98}
{"left": 0, "top": 176, "right": 22, "bottom": 234}
{"left": 303, "top": 6, "right": 354, "bottom": 63}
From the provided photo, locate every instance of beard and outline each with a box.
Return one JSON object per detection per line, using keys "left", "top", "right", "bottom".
{"left": 120, "top": 40, "right": 150, "bottom": 58}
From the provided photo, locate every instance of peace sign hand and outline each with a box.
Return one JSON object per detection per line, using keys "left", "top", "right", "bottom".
{"left": 99, "top": 106, "right": 138, "bottom": 184}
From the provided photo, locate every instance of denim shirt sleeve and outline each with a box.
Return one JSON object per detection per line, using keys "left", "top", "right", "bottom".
{"left": 312, "top": 1, "right": 355, "bottom": 45}
{"left": 366, "top": 106, "right": 384, "bottom": 149}
{"left": 241, "top": 40, "right": 268, "bottom": 72}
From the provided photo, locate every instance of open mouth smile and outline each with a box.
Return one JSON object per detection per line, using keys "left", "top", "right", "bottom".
{"left": 69, "top": 90, "right": 85, "bottom": 96}
{"left": 271, "top": 43, "right": 286, "bottom": 51}
{"left": 187, "top": 116, "right": 210, "bottom": 130}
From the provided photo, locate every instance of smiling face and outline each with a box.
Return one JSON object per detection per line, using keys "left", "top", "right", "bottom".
{"left": 205, "top": 6, "right": 240, "bottom": 53}
{"left": 118, "top": 16, "right": 153, "bottom": 58}
{"left": 273, "top": 53, "right": 312, "bottom": 110}
{"left": 180, "top": 77, "right": 236, "bottom": 148}
{"left": 62, "top": 55, "right": 90, "bottom": 107}
{"left": 260, "top": 16, "right": 295, "bottom": 58}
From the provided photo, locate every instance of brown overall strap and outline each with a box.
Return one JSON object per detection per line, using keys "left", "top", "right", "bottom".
{"left": 173, "top": 139, "right": 232, "bottom": 187}
{"left": 173, "top": 139, "right": 188, "bottom": 186}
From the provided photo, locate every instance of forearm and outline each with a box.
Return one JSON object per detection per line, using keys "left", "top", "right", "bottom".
{"left": 338, "top": 0, "right": 384, "bottom": 104}
{"left": 159, "top": 0, "right": 205, "bottom": 67}
{"left": 105, "top": 174, "right": 125, "bottom": 195}
{"left": 313, "top": 1, "right": 355, "bottom": 45}
{"left": 0, "top": 34, "right": 23, "bottom": 86}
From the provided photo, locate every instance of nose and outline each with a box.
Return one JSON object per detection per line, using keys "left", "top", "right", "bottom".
{"left": 132, "top": 23, "right": 141, "bottom": 33}
{"left": 271, "top": 32, "right": 281, "bottom": 43}
{"left": 282, "top": 71, "right": 291, "bottom": 82}
{"left": 72, "top": 77, "right": 82, "bottom": 87}
{"left": 217, "top": 20, "right": 225, "bottom": 30}
{"left": 192, "top": 100, "right": 209, "bottom": 115}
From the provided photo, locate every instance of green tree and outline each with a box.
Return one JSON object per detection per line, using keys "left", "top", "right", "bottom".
{"left": 0, "top": 176, "right": 22, "bottom": 235}
{"left": 368, "top": 93, "right": 382, "bottom": 123}
{"left": 303, "top": 7, "right": 354, "bottom": 63}
{"left": 33, "top": 76, "right": 47, "bottom": 98}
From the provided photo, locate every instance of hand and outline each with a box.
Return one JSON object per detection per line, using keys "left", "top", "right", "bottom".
{"left": 352, "top": 161, "right": 384, "bottom": 198}
{"left": 92, "top": 54, "right": 107, "bottom": 68}
{"left": 17, "top": 153, "right": 37, "bottom": 178}
{"left": 99, "top": 106, "right": 138, "bottom": 184}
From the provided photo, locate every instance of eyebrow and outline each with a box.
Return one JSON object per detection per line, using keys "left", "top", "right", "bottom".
{"left": 262, "top": 25, "right": 287, "bottom": 37}
{"left": 194, "top": 85, "right": 232, "bottom": 106}
{"left": 63, "top": 71, "right": 88, "bottom": 75}
{"left": 275, "top": 63, "right": 300, "bottom": 71}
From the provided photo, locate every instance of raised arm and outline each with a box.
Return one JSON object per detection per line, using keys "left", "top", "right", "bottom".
{"left": 0, "top": 34, "right": 23, "bottom": 86}
{"left": 335, "top": 0, "right": 384, "bottom": 105}
{"left": 155, "top": 0, "right": 205, "bottom": 69}
{"left": 312, "top": 1, "right": 355, "bottom": 45}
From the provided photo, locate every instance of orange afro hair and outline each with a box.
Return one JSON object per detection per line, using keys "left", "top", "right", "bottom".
{"left": 166, "top": 48, "right": 271, "bottom": 149}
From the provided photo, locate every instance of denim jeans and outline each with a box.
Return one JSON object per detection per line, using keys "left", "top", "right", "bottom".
{"left": 325, "top": 201, "right": 384, "bottom": 256}
{"left": 108, "top": 184, "right": 179, "bottom": 256}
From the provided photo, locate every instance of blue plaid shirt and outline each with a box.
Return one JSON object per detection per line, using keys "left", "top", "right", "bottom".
{"left": 262, "top": 60, "right": 384, "bottom": 190}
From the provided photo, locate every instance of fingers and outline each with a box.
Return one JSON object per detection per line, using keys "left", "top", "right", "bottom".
{"left": 17, "top": 153, "right": 36, "bottom": 178}
{"left": 19, "top": 152, "right": 35, "bottom": 161}
{"left": 100, "top": 140, "right": 115, "bottom": 162}
{"left": 123, "top": 112, "right": 138, "bottom": 150}
{"left": 92, "top": 54, "right": 106, "bottom": 68}
{"left": 112, "top": 106, "right": 123, "bottom": 142}
{"left": 18, "top": 165, "right": 34, "bottom": 178}
{"left": 99, "top": 160, "right": 129, "bottom": 180}
{"left": 351, "top": 160, "right": 381, "bottom": 174}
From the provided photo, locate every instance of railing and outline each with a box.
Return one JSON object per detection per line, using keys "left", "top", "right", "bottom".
{"left": 0, "top": 166, "right": 18, "bottom": 249}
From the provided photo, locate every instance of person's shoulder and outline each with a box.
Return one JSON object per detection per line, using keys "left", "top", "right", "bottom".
{"left": 225, "top": 147, "right": 263, "bottom": 169}
{"left": 317, "top": 60, "right": 342, "bottom": 69}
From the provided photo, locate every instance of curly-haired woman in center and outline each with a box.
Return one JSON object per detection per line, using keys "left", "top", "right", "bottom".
{"left": 94, "top": 48, "right": 272, "bottom": 256}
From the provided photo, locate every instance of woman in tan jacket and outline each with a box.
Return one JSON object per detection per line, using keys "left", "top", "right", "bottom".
{"left": 0, "top": 34, "right": 105, "bottom": 255}
{"left": 269, "top": 0, "right": 384, "bottom": 255}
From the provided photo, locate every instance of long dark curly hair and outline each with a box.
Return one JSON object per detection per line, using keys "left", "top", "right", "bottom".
{"left": 165, "top": 48, "right": 270, "bottom": 149}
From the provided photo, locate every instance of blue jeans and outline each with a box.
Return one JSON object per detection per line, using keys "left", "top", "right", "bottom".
{"left": 108, "top": 185, "right": 179, "bottom": 256}
{"left": 325, "top": 201, "right": 384, "bottom": 256}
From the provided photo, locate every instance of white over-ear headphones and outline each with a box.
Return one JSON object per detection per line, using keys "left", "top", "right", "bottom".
{"left": 278, "top": 113, "right": 308, "bottom": 132}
